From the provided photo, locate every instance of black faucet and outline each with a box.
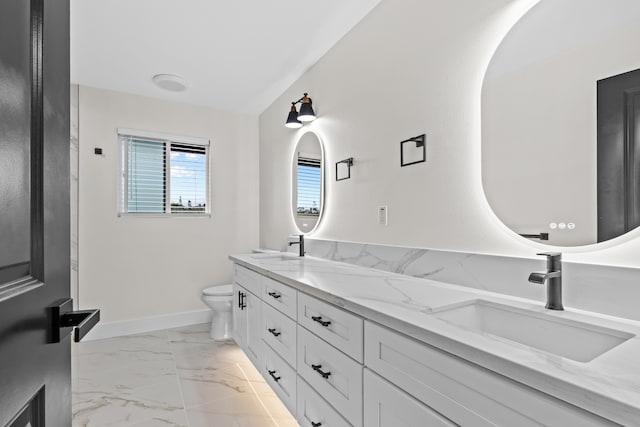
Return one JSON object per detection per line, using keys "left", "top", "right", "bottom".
{"left": 528, "top": 252, "right": 563, "bottom": 310}
{"left": 288, "top": 234, "right": 305, "bottom": 257}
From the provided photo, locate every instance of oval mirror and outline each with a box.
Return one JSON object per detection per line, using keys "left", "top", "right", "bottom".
{"left": 482, "top": 0, "right": 640, "bottom": 246}
{"left": 292, "top": 131, "right": 324, "bottom": 234}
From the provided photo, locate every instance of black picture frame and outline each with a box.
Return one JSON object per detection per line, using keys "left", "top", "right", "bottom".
{"left": 400, "top": 134, "right": 426, "bottom": 167}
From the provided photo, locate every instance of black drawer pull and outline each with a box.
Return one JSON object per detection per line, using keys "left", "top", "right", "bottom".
{"left": 268, "top": 328, "right": 281, "bottom": 337}
{"left": 311, "top": 364, "right": 331, "bottom": 379}
{"left": 311, "top": 422, "right": 322, "bottom": 427}
{"left": 268, "top": 369, "right": 281, "bottom": 382}
{"left": 268, "top": 291, "right": 282, "bottom": 299}
{"left": 240, "top": 291, "right": 247, "bottom": 309}
{"left": 311, "top": 316, "right": 331, "bottom": 327}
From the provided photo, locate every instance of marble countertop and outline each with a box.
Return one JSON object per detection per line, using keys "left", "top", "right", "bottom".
{"left": 229, "top": 252, "right": 640, "bottom": 425}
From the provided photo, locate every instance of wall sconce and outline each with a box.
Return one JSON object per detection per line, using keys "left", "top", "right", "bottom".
{"left": 285, "top": 93, "right": 316, "bottom": 128}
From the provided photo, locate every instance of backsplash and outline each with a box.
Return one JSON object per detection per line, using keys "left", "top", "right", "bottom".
{"left": 286, "top": 238, "right": 640, "bottom": 322}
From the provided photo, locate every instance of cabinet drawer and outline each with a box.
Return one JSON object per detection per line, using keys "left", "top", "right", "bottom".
{"left": 261, "top": 341, "right": 297, "bottom": 416}
{"left": 262, "top": 276, "right": 297, "bottom": 320}
{"left": 262, "top": 302, "right": 297, "bottom": 368}
{"left": 234, "top": 264, "right": 260, "bottom": 295}
{"left": 298, "top": 292, "right": 363, "bottom": 362}
{"left": 365, "top": 321, "right": 616, "bottom": 427}
{"left": 298, "top": 326, "right": 363, "bottom": 427}
{"left": 364, "top": 369, "right": 456, "bottom": 427}
{"left": 297, "top": 376, "right": 351, "bottom": 427}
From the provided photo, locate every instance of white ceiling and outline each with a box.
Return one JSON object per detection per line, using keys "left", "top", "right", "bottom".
{"left": 70, "top": 0, "right": 381, "bottom": 114}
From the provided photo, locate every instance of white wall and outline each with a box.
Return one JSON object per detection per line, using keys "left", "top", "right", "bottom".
{"left": 258, "top": 0, "right": 640, "bottom": 267}
{"left": 78, "top": 86, "right": 259, "bottom": 322}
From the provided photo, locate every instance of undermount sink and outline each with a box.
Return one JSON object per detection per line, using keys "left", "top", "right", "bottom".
{"left": 250, "top": 253, "right": 301, "bottom": 261}
{"left": 431, "top": 300, "right": 633, "bottom": 363}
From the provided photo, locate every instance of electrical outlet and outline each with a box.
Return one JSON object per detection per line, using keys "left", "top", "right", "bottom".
{"left": 378, "top": 205, "right": 388, "bottom": 226}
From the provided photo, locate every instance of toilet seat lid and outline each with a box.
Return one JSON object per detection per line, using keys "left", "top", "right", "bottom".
{"left": 202, "top": 284, "right": 233, "bottom": 296}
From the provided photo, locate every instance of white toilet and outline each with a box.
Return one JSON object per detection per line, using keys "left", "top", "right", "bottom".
{"left": 201, "top": 284, "right": 234, "bottom": 341}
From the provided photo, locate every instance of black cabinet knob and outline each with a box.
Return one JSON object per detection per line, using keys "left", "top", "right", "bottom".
{"left": 268, "top": 291, "right": 282, "bottom": 299}
{"left": 311, "top": 422, "right": 322, "bottom": 427}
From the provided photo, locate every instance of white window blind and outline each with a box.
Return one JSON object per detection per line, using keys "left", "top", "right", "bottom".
{"left": 119, "top": 132, "right": 209, "bottom": 215}
{"left": 297, "top": 156, "right": 321, "bottom": 216}
{"left": 125, "top": 137, "right": 166, "bottom": 213}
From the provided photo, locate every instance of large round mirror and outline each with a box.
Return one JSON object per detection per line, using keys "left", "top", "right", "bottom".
{"left": 292, "top": 131, "right": 324, "bottom": 234}
{"left": 482, "top": 0, "right": 640, "bottom": 246}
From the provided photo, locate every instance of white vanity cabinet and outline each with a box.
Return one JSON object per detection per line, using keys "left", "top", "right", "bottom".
{"left": 232, "top": 283, "right": 262, "bottom": 365}
{"left": 233, "top": 263, "right": 360, "bottom": 426}
{"left": 232, "top": 266, "right": 262, "bottom": 366}
{"left": 232, "top": 285, "right": 246, "bottom": 348}
{"left": 364, "top": 321, "right": 617, "bottom": 427}
{"left": 364, "top": 369, "right": 456, "bottom": 427}
{"left": 234, "top": 264, "right": 300, "bottom": 416}
{"left": 261, "top": 302, "right": 297, "bottom": 367}
{"left": 262, "top": 338, "right": 297, "bottom": 414}
{"left": 232, "top": 260, "right": 620, "bottom": 427}
{"left": 258, "top": 282, "right": 299, "bottom": 403}
{"left": 297, "top": 375, "right": 351, "bottom": 427}
{"left": 298, "top": 292, "right": 364, "bottom": 362}
{"left": 234, "top": 264, "right": 260, "bottom": 295}
{"left": 262, "top": 276, "right": 298, "bottom": 319}
{"left": 297, "top": 325, "right": 363, "bottom": 426}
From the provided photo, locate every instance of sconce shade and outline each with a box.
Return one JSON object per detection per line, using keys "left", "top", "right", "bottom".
{"left": 298, "top": 94, "right": 316, "bottom": 122}
{"left": 286, "top": 104, "right": 303, "bottom": 128}
{"left": 285, "top": 93, "right": 316, "bottom": 128}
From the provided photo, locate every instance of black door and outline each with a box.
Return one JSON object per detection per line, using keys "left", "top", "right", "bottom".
{"left": 0, "top": 0, "right": 72, "bottom": 424}
{"left": 597, "top": 68, "right": 640, "bottom": 242}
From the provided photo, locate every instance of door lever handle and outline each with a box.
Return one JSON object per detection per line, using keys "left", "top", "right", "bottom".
{"left": 51, "top": 298, "right": 100, "bottom": 343}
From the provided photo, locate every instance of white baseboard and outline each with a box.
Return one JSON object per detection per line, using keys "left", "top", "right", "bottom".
{"left": 82, "top": 308, "right": 212, "bottom": 341}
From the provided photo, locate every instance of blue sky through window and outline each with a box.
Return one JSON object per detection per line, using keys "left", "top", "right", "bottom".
{"left": 297, "top": 164, "right": 321, "bottom": 215}
{"left": 170, "top": 150, "right": 207, "bottom": 211}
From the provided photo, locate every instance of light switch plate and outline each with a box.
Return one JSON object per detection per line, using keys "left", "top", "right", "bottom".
{"left": 378, "top": 205, "right": 388, "bottom": 226}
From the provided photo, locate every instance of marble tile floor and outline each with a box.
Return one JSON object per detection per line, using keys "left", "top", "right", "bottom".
{"left": 72, "top": 323, "right": 299, "bottom": 427}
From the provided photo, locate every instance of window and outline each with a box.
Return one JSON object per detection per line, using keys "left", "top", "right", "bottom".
{"left": 119, "top": 129, "right": 209, "bottom": 215}
{"left": 297, "top": 156, "right": 321, "bottom": 217}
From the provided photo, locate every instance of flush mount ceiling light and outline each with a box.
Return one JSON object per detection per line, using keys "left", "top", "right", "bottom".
{"left": 285, "top": 93, "right": 316, "bottom": 128}
{"left": 152, "top": 74, "right": 189, "bottom": 92}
